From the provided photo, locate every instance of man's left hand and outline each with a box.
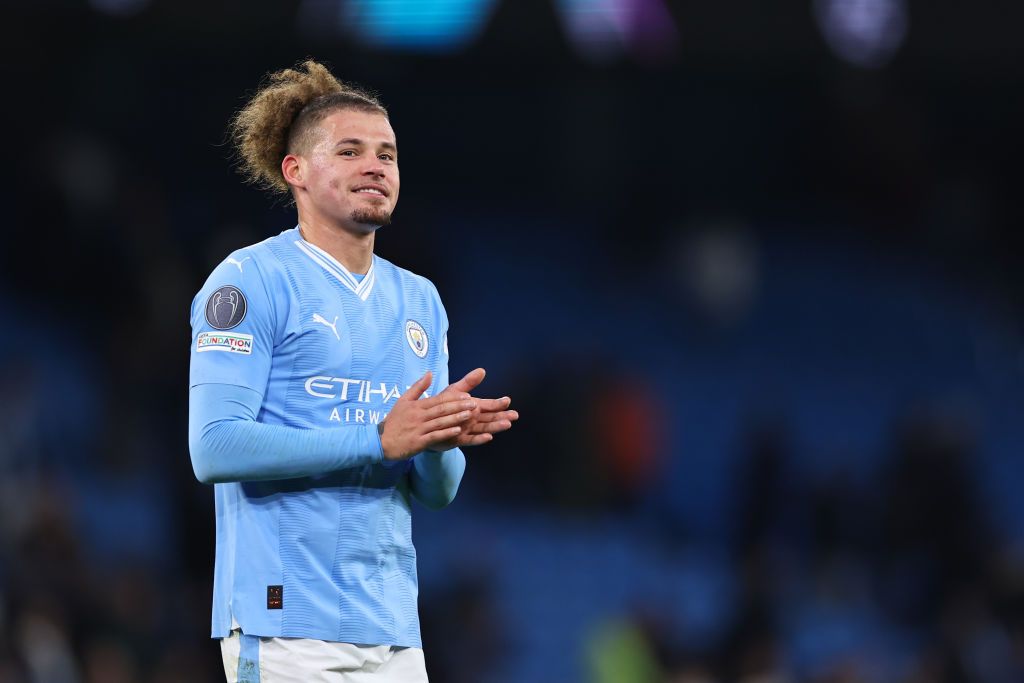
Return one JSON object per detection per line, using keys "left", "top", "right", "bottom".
{"left": 429, "top": 368, "right": 519, "bottom": 449}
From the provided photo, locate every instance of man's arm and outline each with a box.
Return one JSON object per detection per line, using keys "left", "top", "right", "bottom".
{"left": 188, "top": 382, "right": 384, "bottom": 484}
{"left": 407, "top": 368, "right": 518, "bottom": 509}
{"left": 188, "top": 253, "right": 376, "bottom": 483}
{"left": 190, "top": 374, "right": 474, "bottom": 484}
{"left": 409, "top": 447, "right": 467, "bottom": 510}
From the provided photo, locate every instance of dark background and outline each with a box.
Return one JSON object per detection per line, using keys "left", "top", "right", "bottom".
{"left": 2, "top": 1, "right": 1023, "bottom": 681}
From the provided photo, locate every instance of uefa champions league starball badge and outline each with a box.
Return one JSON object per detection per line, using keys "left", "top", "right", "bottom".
{"left": 205, "top": 285, "right": 247, "bottom": 330}
{"left": 405, "top": 320, "right": 428, "bottom": 358}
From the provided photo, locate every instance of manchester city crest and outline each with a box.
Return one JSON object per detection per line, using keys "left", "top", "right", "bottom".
{"left": 405, "top": 320, "right": 428, "bottom": 358}
{"left": 205, "top": 285, "right": 247, "bottom": 330}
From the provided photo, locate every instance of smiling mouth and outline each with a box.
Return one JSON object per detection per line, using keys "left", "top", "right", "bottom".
{"left": 354, "top": 187, "right": 387, "bottom": 197}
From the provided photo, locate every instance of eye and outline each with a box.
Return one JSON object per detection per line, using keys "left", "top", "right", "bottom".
{"left": 339, "top": 149, "right": 358, "bottom": 157}
{"left": 378, "top": 153, "right": 395, "bottom": 162}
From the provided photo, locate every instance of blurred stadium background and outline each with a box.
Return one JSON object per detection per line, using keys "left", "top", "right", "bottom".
{"left": 3, "top": 0, "right": 1024, "bottom": 681}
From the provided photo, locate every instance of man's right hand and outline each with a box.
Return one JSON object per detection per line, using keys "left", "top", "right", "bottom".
{"left": 379, "top": 372, "right": 476, "bottom": 461}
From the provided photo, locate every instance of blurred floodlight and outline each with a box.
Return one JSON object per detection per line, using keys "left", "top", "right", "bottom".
{"left": 300, "top": 0, "right": 677, "bottom": 60}
{"left": 558, "top": 0, "right": 625, "bottom": 61}
{"left": 814, "top": 0, "right": 907, "bottom": 68}
{"left": 339, "top": 0, "right": 497, "bottom": 51}
{"left": 90, "top": 0, "right": 150, "bottom": 17}
{"left": 557, "top": 0, "right": 678, "bottom": 63}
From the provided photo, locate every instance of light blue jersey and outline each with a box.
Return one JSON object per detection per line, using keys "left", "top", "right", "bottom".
{"left": 189, "top": 227, "right": 458, "bottom": 647}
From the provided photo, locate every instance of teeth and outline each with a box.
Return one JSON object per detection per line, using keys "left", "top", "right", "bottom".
{"left": 356, "top": 188, "right": 384, "bottom": 196}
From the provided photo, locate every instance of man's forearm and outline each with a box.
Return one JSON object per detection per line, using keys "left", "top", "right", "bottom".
{"left": 409, "top": 448, "right": 466, "bottom": 510}
{"left": 189, "top": 383, "right": 383, "bottom": 484}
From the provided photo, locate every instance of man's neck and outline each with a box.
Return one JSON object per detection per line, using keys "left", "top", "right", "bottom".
{"left": 297, "top": 216, "right": 376, "bottom": 275}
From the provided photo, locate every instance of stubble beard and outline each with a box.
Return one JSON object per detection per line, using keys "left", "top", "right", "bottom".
{"left": 351, "top": 208, "right": 392, "bottom": 228}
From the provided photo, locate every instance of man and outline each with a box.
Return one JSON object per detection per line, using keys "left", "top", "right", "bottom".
{"left": 188, "top": 60, "right": 517, "bottom": 682}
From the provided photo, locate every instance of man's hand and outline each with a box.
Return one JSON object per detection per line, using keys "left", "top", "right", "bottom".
{"left": 430, "top": 368, "right": 519, "bottom": 450}
{"left": 380, "top": 372, "right": 477, "bottom": 461}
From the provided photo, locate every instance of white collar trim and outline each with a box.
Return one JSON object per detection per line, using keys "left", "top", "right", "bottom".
{"left": 294, "top": 239, "right": 376, "bottom": 301}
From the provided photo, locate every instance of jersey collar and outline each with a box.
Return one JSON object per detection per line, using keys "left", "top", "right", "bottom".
{"left": 293, "top": 236, "right": 377, "bottom": 301}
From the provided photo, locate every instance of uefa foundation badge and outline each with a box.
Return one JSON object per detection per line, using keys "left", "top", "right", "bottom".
{"left": 196, "top": 332, "right": 254, "bottom": 355}
{"left": 405, "top": 320, "right": 428, "bottom": 358}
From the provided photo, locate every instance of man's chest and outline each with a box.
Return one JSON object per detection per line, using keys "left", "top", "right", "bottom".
{"left": 276, "top": 285, "right": 438, "bottom": 424}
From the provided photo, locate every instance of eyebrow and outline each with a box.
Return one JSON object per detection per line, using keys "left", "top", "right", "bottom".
{"left": 334, "top": 138, "right": 397, "bottom": 151}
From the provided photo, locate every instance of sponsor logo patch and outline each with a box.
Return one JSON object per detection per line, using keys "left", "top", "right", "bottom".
{"left": 205, "top": 285, "right": 247, "bottom": 330}
{"left": 196, "top": 332, "right": 254, "bottom": 355}
{"left": 405, "top": 320, "right": 428, "bottom": 358}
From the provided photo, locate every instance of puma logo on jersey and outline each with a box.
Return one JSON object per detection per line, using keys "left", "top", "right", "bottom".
{"left": 312, "top": 313, "right": 340, "bottom": 340}
{"left": 226, "top": 256, "right": 251, "bottom": 273}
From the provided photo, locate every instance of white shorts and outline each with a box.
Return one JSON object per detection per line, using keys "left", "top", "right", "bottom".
{"left": 220, "top": 630, "right": 428, "bottom": 682}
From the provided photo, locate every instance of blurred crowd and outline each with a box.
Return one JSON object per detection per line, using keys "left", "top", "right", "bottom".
{"left": 578, "top": 418, "right": 1024, "bottom": 682}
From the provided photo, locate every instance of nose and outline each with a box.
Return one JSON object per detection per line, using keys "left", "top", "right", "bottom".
{"left": 362, "top": 159, "right": 386, "bottom": 177}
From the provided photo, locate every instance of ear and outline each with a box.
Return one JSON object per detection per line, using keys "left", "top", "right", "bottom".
{"left": 282, "top": 153, "right": 304, "bottom": 189}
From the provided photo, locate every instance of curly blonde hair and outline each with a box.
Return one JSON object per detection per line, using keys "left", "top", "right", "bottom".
{"left": 230, "top": 60, "right": 387, "bottom": 196}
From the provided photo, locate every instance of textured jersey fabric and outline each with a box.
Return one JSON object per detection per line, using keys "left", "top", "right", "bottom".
{"left": 189, "top": 227, "right": 464, "bottom": 647}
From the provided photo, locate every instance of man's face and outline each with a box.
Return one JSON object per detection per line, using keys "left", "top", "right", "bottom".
{"left": 301, "top": 109, "right": 400, "bottom": 232}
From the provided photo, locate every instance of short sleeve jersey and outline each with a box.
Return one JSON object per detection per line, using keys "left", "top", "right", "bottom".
{"left": 189, "top": 227, "right": 451, "bottom": 647}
